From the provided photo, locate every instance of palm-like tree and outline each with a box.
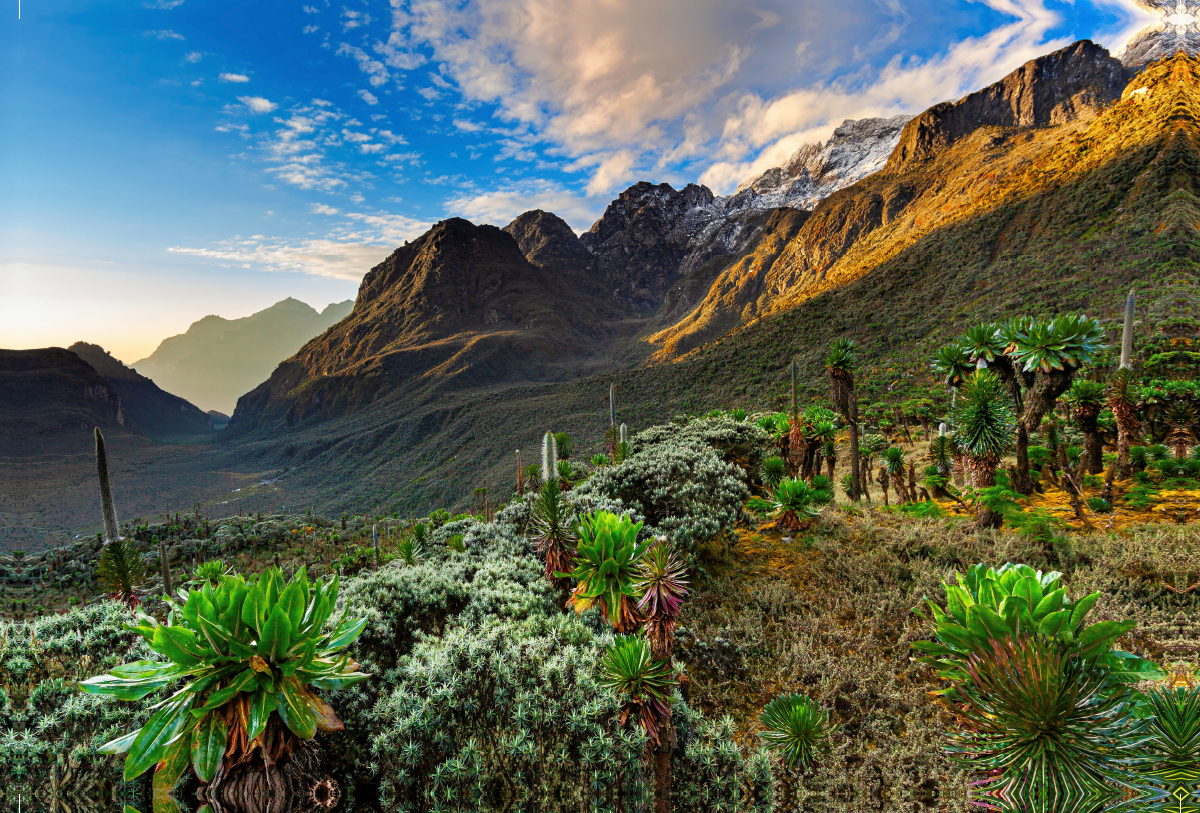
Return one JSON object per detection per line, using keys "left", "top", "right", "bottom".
{"left": 882, "top": 446, "right": 909, "bottom": 503}
{"left": 1064, "top": 379, "right": 1106, "bottom": 475}
{"left": 1109, "top": 368, "right": 1140, "bottom": 480}
{"left": 826, "top": 338, "right": 862, "bottom": 500}
{"left": 952, "top": 370, "right": 1017, "bottom": 529}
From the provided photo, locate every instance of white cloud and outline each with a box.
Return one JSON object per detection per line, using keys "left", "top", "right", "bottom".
{"left": 341, "top": 8, "right": 371, "bottom": 31}
{"left": 585, "top": 150, "right": 636, "bottom": 197}
{"left": 303, "top": 25, "right": 320, "bottom": 34}
{"left": 337, "top": 43, "right": 391, "bottom": 87}
{"left": 303, "top": 4, "right": 319, "bottom": 12}
{"left": 144, "top": 29, "right": 185, "bottom": 40}
{"left": 239, "top": 96, "right": 279, "bottom": 114}
{"left": 169, "top": 211, "right": 430, "bottom": 280}
{"left": 360, "top": 143, "right": 387, "bottom": 153}
{"left": 220, "top": 72, "right": 250, "bottom": 83}
{"left": 310, "top": 203, "right": 340, "bottom": 214}
{"left": 358, "top": 89, "right": 379, "bottom": 105}
{"left": 445, "top": 180, "right": 602, "bottom": 231}
{"left": 342, "top": 129, "right": 372, "bottom": 142}
{"left": 374, "top": 129, "right": 407, "bottom": 144}
{"left": 184, "top": 51, "right": 202, "bottom": 62}
{"left": 453, "top": 118, "right": 484, "bottom": 133}
{"left": 146, "top": 0, "right": 186, "bottom": 7}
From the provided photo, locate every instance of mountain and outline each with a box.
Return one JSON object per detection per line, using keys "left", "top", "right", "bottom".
{"left": 230, "top": 217, "right": 624, "bottom": 430}
{"left": 0, "top": 349, "right": 134, "bottom": 455}
{"left": 732, "top": 116, "right": 913, "bottom": 209}
{"left": 132, "top": 298, "right": 354, "bottom": 414}
{"left": 68, "top": 342, "right": 213, "bottom": 442}
{"left": 645, "top": 39, "right": 1134, "bottom": 362}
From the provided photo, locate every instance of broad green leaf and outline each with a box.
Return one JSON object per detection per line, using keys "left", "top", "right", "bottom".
{"left": 1032, "top": 589, "right": 1065, "bottom": 621}
{"left": 1077, "top": 620, "right": 1136, "bottom": 659}
{"left": 944, "top": 585, "right": 974, "bottom": 625}
{"left": 1037, "top": 609, "right": 1070, "bottom": 638}
{"left": 996, "top": 597, "right": 1020, "bottom": 634}
{"left": 152, "top": 729, "right": 191, "bottom": 813}
{"left": 196, "top": 614, "right": 257, "bottom": 659}
{"left": 246, "top": 688, "right": 278, "bottom": 743}
{"left": 277, "top": 579, "right": 306, "bottom": 633}
{"left": 1096, "top": 651, "right": 1167, "bottom": 683}
{"left": 1012, "top": 576, "right": 1044, "bottom": 611}
{"left": 309, "top": 670, "right": 370, "bottom": 691}
{"left": 109, "top": 660, "right": 177, "bottom": 679}
{"left": 191, "top": 712, "right": 228, "bottom": 784}
{"left": 277, "top": 676, "right": 317, "bottom": 739}
{"left": 935, "top": 623, "right": 976, "bottom": 652}
{"left": 124, "top": 694, "right": 194, "bottom": 781}
{"left": 302, "top": 686, "right": 345, "bottom": 733}
{"left": 194, "top": 668, "right": 258, "bottom": 715}
{"left": 966, "top": 604, "right": 1012, "bottom": 645}
{"left": 98, "top": 729, "right": 139, "bottom": 755}
{"left": 241, "top": 585, "right": 268, "bottom": 635}
{"left": 153, "top": 626, "right": 208, "bottom": 668}
{"left": 1069, "top": 592, "right": 1101, "bottom": 633}
{"left": 79, "top": 671, "right": 179, "bottom": 702}
{"left": 977, "top": 577, "right": 999, "bottom": 609}
{"left": 322, "top": 615, "right": 367, "bottom": 652}
{"left": 259, "top": 605, "right": 292, "bottom": 662}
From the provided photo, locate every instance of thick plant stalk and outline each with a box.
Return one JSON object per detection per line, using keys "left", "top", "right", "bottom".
{"left": 848, "top": 395, "right": 861, "bottom": 501}
{"left": 516, "top": 449, "right": 524, "bottom": 498}
{"left": 619, "top": 423, "right": 628, "bottom": 445}
{"left": 790, "top": 358, "right": 798, "bottom": 419}
{"left": 542, "top": 431, "right": 558, "bottom": 484}
{"left": 95, "top": 428, "right": 120, "bottom": 543}
{"left": 1112, "top": 290, "right": 1138, "bottom": 480}
{"left": 159, "top": 537, "right": 172, "bottom": 596}
{"left": 609, "top": 384, "right": 616, "bottom": 426}
{"left": 372, "top": 524, "right": 379, "bottom": 570}
{"left": 1120, "top": 289, "right": 1135, "bottom": 370}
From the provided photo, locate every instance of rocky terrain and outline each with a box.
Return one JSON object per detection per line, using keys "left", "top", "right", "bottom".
{"left": 133, "top": 297, "right": 353, "bottom": 414}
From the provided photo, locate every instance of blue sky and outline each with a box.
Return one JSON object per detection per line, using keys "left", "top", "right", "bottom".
{"left": 1, "top": 0, "right": 1152, "bottom": 362}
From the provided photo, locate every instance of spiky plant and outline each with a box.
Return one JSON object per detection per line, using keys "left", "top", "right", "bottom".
{"left": 758, "top": 693, "right": 832, "bottom": 770}
{"left": 952, "top": 370, "right": 1017, "bottom": 529}
{"left": 822, "top": 438, "right": 837, "bottom": 481}
{"left": 556, "top": 457, "right": 574, "bottom": 487}
{"left": 1064, "top": 379, "right": 1106, "bottom": 475}
{"left": 590, "top": 453, "right": 610, "bottom": 468}
{"left": 541, "top": 431, "right": 558, "bottom": 484}
{"left": 553, "top": 432, "right": 573, "bottom": 460}
{"left": 882, "top": 446, "right": 908, "bottom": 503}
{"left": 1011, "top": 315, "right": 1107, "bottom": 375}
{"left": 933, "top": 341, "right": 974, "bottom": 387}
{"left": 1143, "top": 686, "right": 1200, "bottom": 784}
{"left": 411, "top": 522, "right": 428, "bottom": 546}
{"left": 446, "top": 533, "right": 465, "bottom": 553}
{"left": 1129, "top": 445, "right": 1148, "bottom": 471}
{"left": 528, "top": 479, "right": 578, "bottom": 594}
{"left": 961, "top": 322, "right": 1005, "bottom": 368}
{"left": 396, "top": 536, "right": 421, "bottom": 566}
{"left": 559, "top": 510, "right": 649, "bottom": 632}
{"left": 825, "top": 338, "right": 859, "bottom": 417}
{"left": 97, "top": 537, "right": 147, "bottom": 609}
{"left": 193, "top": 559, "right": 228, "bottom": 587}
{"left": 929, "top": 435, "right": 954, "bottom": 475}
{"left": 599, "top": 634, "right": 676, "bottom": 746}
{"left": 523, "top": 463, "right": 543, "bottom": 492}
{"left": 95, "top": 427, "right": 120, "bottom": 544}
{"left": 633, "top": 540, "right": 688, "bottom": 660}
{"left": 82, "top": 567, "right": 369, "bottom": 801}
{"left": 730, "top": 407, "right": 748, "bottom": 422}
{"left": 761, "top": 456, "right": 787, "bottom": 488}
{"left": 947, "top": 635, "right": 1150, "bottom": 798}
{"left": 808, "top": 474, "right": 833, "bottom": 505}
{"left": 751, "top": 478, "right": 822, "bottom": 531}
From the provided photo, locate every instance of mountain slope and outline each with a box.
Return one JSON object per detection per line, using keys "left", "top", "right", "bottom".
{"left": 68, "top": 342, "right": 213, "bottom": 442}
{"left": 133, "top": 298, "right": 353, "bottom": 414}
{"left": 230, "top": 217, "right": 625, "bottom": 431}
{"left": 646, "top": 39, "right": 1135, "bottom": 362}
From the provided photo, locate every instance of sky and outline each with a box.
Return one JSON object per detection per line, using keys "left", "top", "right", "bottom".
{"left": 1, "top": 0, "right": 1155, "bottom": 363}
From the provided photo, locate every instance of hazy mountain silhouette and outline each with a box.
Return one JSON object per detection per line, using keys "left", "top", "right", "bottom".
{"left": 133, "top": 298, "right": 353, "bottom": 414}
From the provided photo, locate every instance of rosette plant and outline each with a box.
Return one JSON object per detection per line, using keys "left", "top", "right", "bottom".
{"left": 951, "top": 369, "right": 1016, "bottom": 528}
{"left": 761, "top": 456, "right": 787, "bottom": 488}
{"left": 80, "top": 566, "right": 369, "bottom": 812}
{"left": 932, "top": 341, "right": 973, "bottom": 387}
{"left": 749, "top": 477, "right": 823, "bottom": 531}
{"left": 1064, "top": 379, "right": 1106, "bottom": 475}
{"left": 759, "top": 693, "right": 832, "bottom": 770}
{"left": 528, "top": 478, "right": 578, "bottom": 596}
{"left": 913, "top": 562, "right": 1159, "bottom": 688}
{"left": 599, "top": 634, "right": 677, "bottom": 746}
{"left": 558, "top": 510, "right": 649, "bottom": 632}
{"left": 633, "top": 540, "right": 688, "bottom": 660}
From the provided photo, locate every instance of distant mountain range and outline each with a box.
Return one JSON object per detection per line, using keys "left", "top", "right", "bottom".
{"left": 133, "top": 298, "right": 353, "bottom": 414}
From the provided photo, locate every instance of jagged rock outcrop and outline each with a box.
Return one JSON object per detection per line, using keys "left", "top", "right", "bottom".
{"left": 69, "top": 342, "right": 213, "bottom": 441}
{"left": 502, "top": 210, "right": 619, "bottom": 317}
{"left": 886, "top": 40, "right": 1128, "bottom": 174}
{"left": 732, "top": 116, "right": 913, "bottom": 209}
{"left": 1119, "top": 18, "right": 1200, "bottom": 70}
{"left": 231, "top": 217, "right": 617, "bottom": 429}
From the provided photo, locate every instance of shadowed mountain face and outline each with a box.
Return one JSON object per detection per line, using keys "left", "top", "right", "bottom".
{"left": 69, "top": 342, "right": 213, "bottom": 442}
{"left": 133, "top": 298, "right": 353, "bottom": 415}
{"left": 230, "top": 217, "right": 624, "bottom": 431}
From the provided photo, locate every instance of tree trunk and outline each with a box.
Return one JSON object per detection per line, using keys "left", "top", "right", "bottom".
{"left": 970, "top": 462, "right": 1003, "bottom": 530}
{"left": 849, "top": 396, "right": 862, "bottom": 501}
{"left": 1013, "top": 424, "right": 1033, "bottom": 495}
{"left": 653, "top": 730, "right": 674, "bottom": 813}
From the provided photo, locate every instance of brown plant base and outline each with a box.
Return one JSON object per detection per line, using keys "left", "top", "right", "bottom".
{"left": 202, "top": 718, "right": 332, "bottom": 813}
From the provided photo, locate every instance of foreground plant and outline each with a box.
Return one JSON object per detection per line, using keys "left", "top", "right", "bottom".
{"left": 558, "top": 510, "right": 649, "bottom": 632}
{"left": 599, "top": 634, "right": 676, "bottom": 746}
{"left": 759, "top": 693, "right": 832, "bottom": 770}
{"left": 80, "top": 566, "right": 369, "bottom": 813}
{"left": 529, "top": 478, "right": 578, "bottom": 595}
{"left": 749, "top": 477, "right": 823, "bottom": 531}
{"left": 633, "top": 540, "right": 688, "bottom": 660}
{"left": 947, "top": 635, "right": 1149, "bottom": 798}
{"left": 98, "top": 537, "right": 147, "bottom": 610}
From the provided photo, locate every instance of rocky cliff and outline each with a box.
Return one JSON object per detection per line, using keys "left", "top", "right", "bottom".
{"left": 230, "top": 217, "right": 620, "bottom": 429}
{"left": 886, "top": 40, "right": 1128, "bottom": 174}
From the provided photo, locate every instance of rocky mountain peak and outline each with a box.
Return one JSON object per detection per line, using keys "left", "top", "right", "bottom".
{"left": 886, "top": 40, "right": 1128, "bottom": 174}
